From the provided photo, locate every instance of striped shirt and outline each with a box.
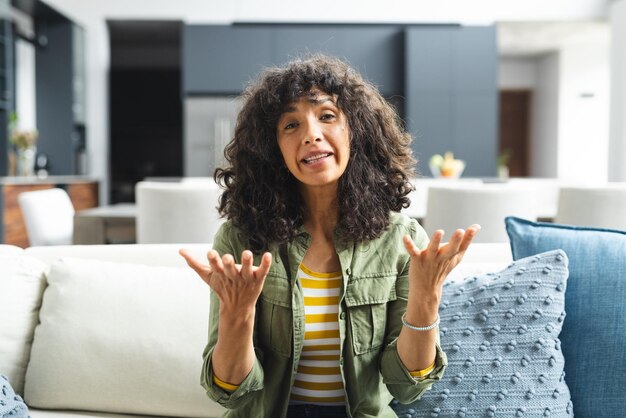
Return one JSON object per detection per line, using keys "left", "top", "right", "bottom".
{"left": 290, "top": 263, "right": 345, "bottom": 405}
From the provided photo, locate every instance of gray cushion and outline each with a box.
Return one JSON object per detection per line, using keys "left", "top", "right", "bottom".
{"left": 0, "top": 375, "right": 29, "bottom": 417}
{"left": 391, "top": 250, "right": 573, "bottom": 417}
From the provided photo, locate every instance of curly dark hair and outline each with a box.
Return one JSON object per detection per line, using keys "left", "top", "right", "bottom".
{"left": 215, "top": 55, "right": 416, "bottom": 252}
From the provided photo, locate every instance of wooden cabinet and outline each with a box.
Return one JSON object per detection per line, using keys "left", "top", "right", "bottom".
{"left": 0, "top": 178, "right": 98, "bottom": 247}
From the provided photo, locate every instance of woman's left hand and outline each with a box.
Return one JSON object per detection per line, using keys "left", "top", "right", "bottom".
{"left": 402, "top": 225, "right": 481, "bottom": 306}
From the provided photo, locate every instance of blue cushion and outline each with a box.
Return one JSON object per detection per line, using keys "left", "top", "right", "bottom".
{"left": 505, "top": 216, "right": 626, "bottom": 417}
{"left": 0, "top": 375, "right": 29, "bottom": 418}
{"left": 391, "top": 249, "right": 572, "bottom": 418}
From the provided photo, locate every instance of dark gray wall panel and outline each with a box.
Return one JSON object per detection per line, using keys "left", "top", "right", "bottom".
{"left": 405, "top": 27, "right": 454, "bottom": 93}
{"left": 271, "top": 26, "right": 403, "bottom": 95}
{"left": 271, "top": 26, "right": 343, "bottom": 62}
{"left": 338, "top": 27, "right": 403, "bottom": 95}
{"left": 184, "top": 24, "right": 403, "bottom": 96}
{"left": 0, "top": 17, "right": 13, "bottom": 176}
{"left": 455, "top": 26, "right": 498, "bottom": 93}
{"left": 405, "top": 25, "right": 497, "bottom": 177}
{"left": 183, "top": 25, "right": 273, "bottom": 94}
{"left": 408, "top": 93, "right": 454, "bottom": 172}
{"left": 36, "top": 21, "right": 74, "bottom": 174}
{"left": 453, "top": 94, "right": 498, "bottom": 177}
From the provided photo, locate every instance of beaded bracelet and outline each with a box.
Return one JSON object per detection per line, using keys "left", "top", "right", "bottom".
{"left": 401, "top": 312, "right": 440, "bottom": 331}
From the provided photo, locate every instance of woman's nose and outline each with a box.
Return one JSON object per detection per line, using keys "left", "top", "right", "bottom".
{"left": 303, "top": 120, "right": 322, "bottom": 144}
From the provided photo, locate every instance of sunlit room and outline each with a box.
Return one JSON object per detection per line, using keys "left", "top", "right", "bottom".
{"left": 1, "top": 1, "right": 625, "bottom": 417}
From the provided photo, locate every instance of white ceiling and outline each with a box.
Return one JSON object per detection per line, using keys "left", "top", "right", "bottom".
{"left": 497, "top": 20, "right": 610, "bottom": 57}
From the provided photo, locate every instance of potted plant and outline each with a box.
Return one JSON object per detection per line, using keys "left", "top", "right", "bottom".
{"left": 8, "top": 112, "right": 39, "bottom": 177}
{"left": 497, "top": 149, "right": 511, "bottom": 180}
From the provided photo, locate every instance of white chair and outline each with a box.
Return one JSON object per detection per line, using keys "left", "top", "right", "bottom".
{"left": 402, "top": 177, "right": 482, "bottom": 220}
{"left": 135, "top": 180, "right": 224, "bottom": 244}
{"left": 555, "top": 184, "right": 626, "bottom": 230}
{"left": 507, "top": 177, "right": 561, "bottom": 221}
{"left": 422, "top": 184, "right": 539, "bottom": 243}
{"left": 18, "top": 188, "right": 75, "bottom": 246}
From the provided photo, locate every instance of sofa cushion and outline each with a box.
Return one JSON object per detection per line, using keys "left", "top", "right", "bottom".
{"left": 391, "top": 249, "right": 572, "bottom": 417}
{"left": 0, "top": 254, "right": 47, "bottom": 395}
{"left": 24, "top": 257, "right": 224, "bottom": 418}
{"left": 505, "top": 216, "right": 626, "bottom": 417}
{"left": 0, "top": 245, "right": 24, "bottom": 256}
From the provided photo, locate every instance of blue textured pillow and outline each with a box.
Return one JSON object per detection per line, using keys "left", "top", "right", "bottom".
{"left": 0, "top": 375, "right": 29, "bottom": 418}
{"left": 391, "top": 250, "right": 572, "bottom": 418}
{"left": 505, "top": 216, "right": 626, "bottom": 417}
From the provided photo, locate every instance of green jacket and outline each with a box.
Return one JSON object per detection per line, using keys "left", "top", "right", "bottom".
{"left": 201, "top": 212, "right": 447, "bottom": 417}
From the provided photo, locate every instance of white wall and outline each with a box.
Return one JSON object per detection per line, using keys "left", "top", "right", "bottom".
{"left": 502, "top": 38, "right": 611, "bottom": 181}
{"left": 498, "top": 57, "right": 537, "bottom": 89}
{"left": 40, "top": 0, "right": 614, "bottom": 203}
{"left": 11, "top": 7, "right": 36, "bottom": 131}
{"left": 47, "top": 0, "right": 611, "bottom": 24}
{"left": 557, "top": 38, "right": 610, "bottom": 182}
{"left": 531, "top": 53, "right": 560, "bottom": 177}
{"left": 15, "top": 40, "right": 36, "bottom": 131}
{"left": 609, "top": 0, "right": 626, "bottom": 181}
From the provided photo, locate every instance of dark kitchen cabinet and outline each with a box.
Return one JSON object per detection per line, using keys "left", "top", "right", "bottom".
{"left": 405, "top": 25, "right": 498, "bottom": 177}
{"left": 183, "top": 25, "right": 272, "bottom": 95}
{"left": 183, "top": 24, "right": 403, "bottom": 96}
{"left": 270, "top": 25, "right": 403, "bottom": 96}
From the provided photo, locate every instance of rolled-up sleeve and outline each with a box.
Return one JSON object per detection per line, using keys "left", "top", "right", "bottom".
{"left": 380, "top": 338, "right": 447, "bottom": 403}
{"left": 201, "top": 334, "right": 265, "bottom": 408}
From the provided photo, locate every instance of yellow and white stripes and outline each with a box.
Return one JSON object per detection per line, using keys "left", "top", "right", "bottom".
{"left": 290, "top": 264, "right": 345, "bottom": 405}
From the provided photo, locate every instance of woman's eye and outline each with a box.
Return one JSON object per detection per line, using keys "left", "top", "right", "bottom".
{"left": 284, "top": 122, "right": 297, "bottom": 130}
{"left": 321, "top": 113, "right": 336, "bottom": 121}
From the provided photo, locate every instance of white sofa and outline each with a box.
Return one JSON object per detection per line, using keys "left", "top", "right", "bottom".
{"left": 0, "top": 242, "right": 512, "bottom": 418}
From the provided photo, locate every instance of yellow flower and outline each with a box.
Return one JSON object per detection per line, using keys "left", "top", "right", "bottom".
{"left": 10, "top": 129, "right": 38, "bottom": 149}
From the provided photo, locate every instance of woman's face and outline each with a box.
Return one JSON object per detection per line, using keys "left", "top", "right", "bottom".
{"left": 276, "top": 90, "right": 350, "bottom": 193}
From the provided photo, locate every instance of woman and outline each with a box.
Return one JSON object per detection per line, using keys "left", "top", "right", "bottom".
{"left": 180, "top": 55, "right": 479, "bottom": 418}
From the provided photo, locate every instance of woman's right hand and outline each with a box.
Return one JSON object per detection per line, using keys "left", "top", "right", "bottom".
{"left": 179, "top": 248, "right": 272, "bottom": 311}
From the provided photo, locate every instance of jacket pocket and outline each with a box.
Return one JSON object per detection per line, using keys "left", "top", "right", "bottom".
{"left": 345, "top": 274, "right": 397, "bottom": 355}
{"left": 256, "top": 274, "right": 293, "bottom": 357}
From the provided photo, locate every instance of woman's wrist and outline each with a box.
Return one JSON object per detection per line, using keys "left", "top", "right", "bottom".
{"left": 219, "top": 305, "right": 256, "bottom": 328}
{"left": 407, "top": 287, "right": 441, "bottom": 308}
{"left": 404, "top": 293, "right": 440, "bottom": 326}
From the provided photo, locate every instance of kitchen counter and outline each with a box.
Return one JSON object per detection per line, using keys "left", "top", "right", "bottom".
{"left": 0, "top": 175, "right": 98, "bottom": 185}
{"left": 1, "top": 177, "right": 100, "bottom": 247}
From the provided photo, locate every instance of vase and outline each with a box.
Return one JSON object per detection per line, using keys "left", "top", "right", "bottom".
{"left": 498, "top": 165, "right": 510, "bottom": 180}
{"left": 16, "top": 146, "right": 37, "bottom": 177}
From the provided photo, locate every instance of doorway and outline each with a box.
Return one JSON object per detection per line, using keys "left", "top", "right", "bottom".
{"left": 499, "top": 90, "right": 531, "bottom": 177}
{"left": 108, "top": 20, "right": 183, "bottom": 203}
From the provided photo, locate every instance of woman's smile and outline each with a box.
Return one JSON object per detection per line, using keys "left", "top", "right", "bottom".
{"left": 301, "top": 151, "right": 334, "bottom": 166}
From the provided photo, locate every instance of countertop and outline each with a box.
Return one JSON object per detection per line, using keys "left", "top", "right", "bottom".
{"left": 0, "top": 175, "right": 98, "bottom": 185}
